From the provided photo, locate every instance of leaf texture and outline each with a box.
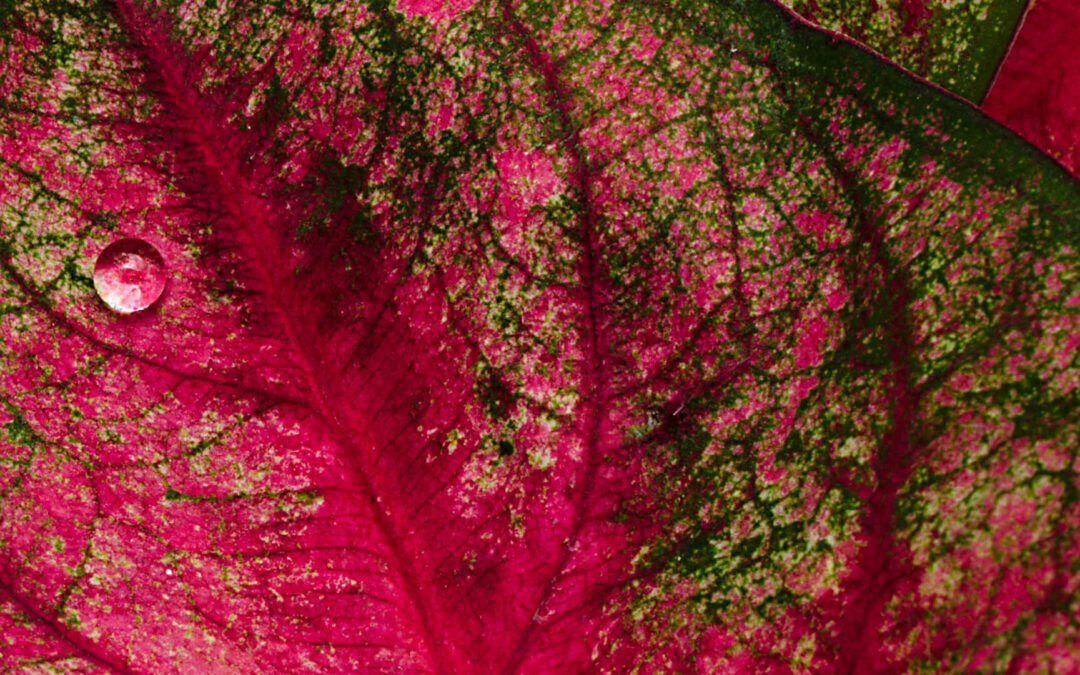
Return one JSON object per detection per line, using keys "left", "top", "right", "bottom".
{"left": 0, "top": 0, "right": 1078, "bottom": 672}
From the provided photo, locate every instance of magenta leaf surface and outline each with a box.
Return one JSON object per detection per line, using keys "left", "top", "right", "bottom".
{"left": 1, "top": 0, "right": 1079, "bottom": 672}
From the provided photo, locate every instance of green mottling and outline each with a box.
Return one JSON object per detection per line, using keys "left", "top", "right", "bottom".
{"left": 292, "top": 490, "right": 321, "bottom": 505}
{"left": 4, "top": 412, "right": 35, "bottom": 446}
{"left": 163, "top": 487, "right": 185, "bottom": 501}
{"left": 473, "top": 364, "right": 514, "bottom": 420}
{"left": 731, "top": 533, "right": 763, "bottom": 559}
{"left": 785, "top": 0, "right": 1027, "bottom": 100}
{"left": 61, "top": 608, "right": 80, "bottom": 629}
{"left": 526, "top": 446, "right": 554, "bottom": 470}
{"left": 59, "top": 256, "right": 93, "bottom": 291}
{"left": 59, "top": 403, "right": 84, "bottom": 420}
{"left": 61, "top": 564, "right": 85, "bottom": 579}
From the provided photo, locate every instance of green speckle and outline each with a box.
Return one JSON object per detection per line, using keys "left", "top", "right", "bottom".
{"left": 4, "top": 413, "right": 35, "bottom": 446}
{"left": 62, "top": 609, "right": 81, "bottom": 629}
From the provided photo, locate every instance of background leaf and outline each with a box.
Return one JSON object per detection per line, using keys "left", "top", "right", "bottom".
{"left": 983, "top": 0, "right": 1080, "bottom": 176}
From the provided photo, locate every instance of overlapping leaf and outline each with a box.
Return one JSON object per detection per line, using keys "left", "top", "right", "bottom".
{"left": 983, "top": 0, "right": 1080, "bottom": 176}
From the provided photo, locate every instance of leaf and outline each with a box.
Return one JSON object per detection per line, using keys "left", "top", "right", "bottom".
{"left": 778, "top": 0, "right": 1029, "bottom": 100}
{"left": 1, "top": 0, "right": 1078, "bottom": 672}
{"left": 983, "top": 0, "right": 1080, "bottom": 176}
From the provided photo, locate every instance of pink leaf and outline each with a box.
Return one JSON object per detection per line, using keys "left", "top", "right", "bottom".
{"left": 983, "top": 0, "right": 1080, "bottom": 176}
{"left": 0, "top": 0, "right": 1078, "bottom": 672}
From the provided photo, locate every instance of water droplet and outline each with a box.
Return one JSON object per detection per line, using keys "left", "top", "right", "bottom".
{"left": 93, "top": 238, "right": 166, "bottom": 314}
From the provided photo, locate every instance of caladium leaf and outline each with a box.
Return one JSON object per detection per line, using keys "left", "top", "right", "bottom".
{"left": 778, "top": 0, "right": 1029, "bottom": 100}
{"left": 983, "top": 0, "right": 1080, "bottom": 176}
{"left": 1, "top": 0, "right": 1078, "bottom": 673}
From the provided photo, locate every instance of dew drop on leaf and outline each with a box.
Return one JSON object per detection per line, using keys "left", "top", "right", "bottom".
{"left": 92, "top": 238, "right": 167, "bottom": 314}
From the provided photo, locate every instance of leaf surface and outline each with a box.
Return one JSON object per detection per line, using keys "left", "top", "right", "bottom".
{"left": 0, "top": 0, "right": 1078, "bottom": 673}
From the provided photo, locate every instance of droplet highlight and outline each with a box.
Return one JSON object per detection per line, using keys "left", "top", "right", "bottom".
{"left": 93, "top": 238, "right": 166, "bottom": 314}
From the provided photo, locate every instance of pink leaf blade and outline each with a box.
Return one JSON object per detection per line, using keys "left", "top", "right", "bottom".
{"left": 983, "top": 0, "right": 1080, "bottom": 176}
{"left": 0, "top": 0, "right": 1078, "bottom": 672}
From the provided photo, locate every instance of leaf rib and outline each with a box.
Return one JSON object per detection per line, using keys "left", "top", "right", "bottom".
{"left": 0, "top": 585, "right": 132, "bottom": 675}
{"left": 110, "top": 2, "right": 459, "bottom": 671}
{"left": 779, "top": 91, "right": 926, "bottom": 673}
{"left": 497, "top": 5, "right": 613, "bottom": 672}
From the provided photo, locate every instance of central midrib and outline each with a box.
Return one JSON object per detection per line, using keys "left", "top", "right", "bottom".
{"left": 113, "top": 2, "right": 458, "bottom": 672}
{"left": 497, "top": 6, "right": 610, "bottom": 673}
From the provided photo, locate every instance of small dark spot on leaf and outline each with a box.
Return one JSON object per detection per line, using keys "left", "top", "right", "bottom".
{"left": 475, "top": 369, "right": 514, "bottom": 420}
